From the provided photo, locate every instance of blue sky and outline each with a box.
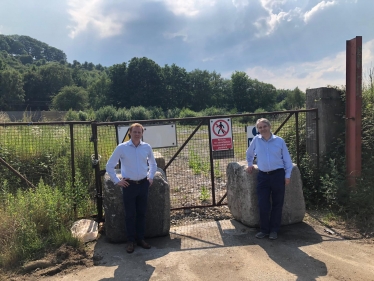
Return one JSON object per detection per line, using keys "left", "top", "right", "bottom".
{"left": 0, "top": 0, "right": 373, "bottom": 91}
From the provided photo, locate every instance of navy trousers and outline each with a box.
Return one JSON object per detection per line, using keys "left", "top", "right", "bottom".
{"left": 122, "top": 180, "right": 149, "bottom": 242}
{"left": 256, "top": 169, "right": 285, "bottom": 234}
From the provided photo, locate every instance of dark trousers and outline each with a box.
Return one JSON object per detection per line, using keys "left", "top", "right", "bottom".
{"left": 122, "top": 180, "right": 149, "bottom": 242}
{"left": 256, "top": 169, "right": 285, "bottom": 234}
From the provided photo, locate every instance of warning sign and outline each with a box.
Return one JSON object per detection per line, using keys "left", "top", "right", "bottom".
{"left": 210, "top": 118, "right": 233, "bottom": 151}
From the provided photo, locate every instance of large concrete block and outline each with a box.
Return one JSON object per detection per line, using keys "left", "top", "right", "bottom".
{"left": 227, "top": 161, "right": 305, "bottom": 227}
{"left": 103, "top": 168, "right": 170, "bottom": 243}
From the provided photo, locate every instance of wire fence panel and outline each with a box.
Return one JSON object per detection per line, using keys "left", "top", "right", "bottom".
{"left": 0, "top": 109, "right": 318, "bottom": 218}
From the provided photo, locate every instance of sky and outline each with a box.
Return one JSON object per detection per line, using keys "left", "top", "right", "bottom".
{"left": 0, "top": 0, "right": 373, "bottom": 91}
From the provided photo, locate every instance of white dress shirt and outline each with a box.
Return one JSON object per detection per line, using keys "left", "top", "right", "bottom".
{"left": 106, "top": 139, "right": 157, "bottom": 185}
{"left": 246, "top": 134, "right": 293, "bottom": 178}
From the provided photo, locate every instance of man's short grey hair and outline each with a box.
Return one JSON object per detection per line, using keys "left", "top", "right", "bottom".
{"left": 256, "top": 118, "right": 271, "bottom": 129}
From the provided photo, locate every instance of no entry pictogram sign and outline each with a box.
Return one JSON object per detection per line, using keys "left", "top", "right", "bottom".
{"left": 210, "top": 118, "right": 233, "bottom": 151}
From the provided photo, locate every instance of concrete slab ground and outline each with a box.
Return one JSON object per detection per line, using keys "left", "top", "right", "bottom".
{"left": 46, "top": 219, "right": 374, "bottom": 281}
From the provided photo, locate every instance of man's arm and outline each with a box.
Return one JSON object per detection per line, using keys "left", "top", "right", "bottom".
{"left": 147, "top": 146, "right": 157, "bottom": 185}
{"left": 106, "top": 147, "right": 121, "bottom": 185}
{"left": 246, "top": 138, "right": 256, "bottom": 174}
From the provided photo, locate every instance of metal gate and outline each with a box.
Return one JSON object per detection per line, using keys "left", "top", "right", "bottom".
{"left": 93, "top": 109, "right": 319, "bottom": 218}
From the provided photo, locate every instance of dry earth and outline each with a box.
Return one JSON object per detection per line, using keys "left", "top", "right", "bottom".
{"left": 2, "top": 207, "right": 374, "bottom": 281}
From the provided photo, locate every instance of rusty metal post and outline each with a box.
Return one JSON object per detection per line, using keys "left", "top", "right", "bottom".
{"left": 346, "top": 36, "right": 362, "bottom": 188}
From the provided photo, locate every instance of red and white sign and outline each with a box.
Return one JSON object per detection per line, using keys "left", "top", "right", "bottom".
{"left": 210, "top": 118, "right": 233, "bottom": 151}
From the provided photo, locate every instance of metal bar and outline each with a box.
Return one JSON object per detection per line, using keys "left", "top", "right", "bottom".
{"left": 295, "top": 112, "right": 300, "bottom": 168}
{"left": 207, "top": 119, "right": 216, "bottom": 206}
{"left": 273, "top": 113, "right": 294, "bottom": 135}
{"left": 315, "top": 109, "right": 320, "bottom": 174}
{"left": 171, "top": 203, "right": 227, "bottom": 211}
{"left": 69, "top": 123, "right": 77, "bottom": 218}
{"left": 346, "top": 36, "right": 362, "bottom": 188}
{"left": 0, "top": 156, "right": 36, "bottom": 188}
{"left": 164, "top": 120, "right": 204, "bottom": 171}
{"left": 91, "top": 122, "right": 103, "bottom": 222}
{"left": 217, "top": 192, "right": 227, "bottom": 205}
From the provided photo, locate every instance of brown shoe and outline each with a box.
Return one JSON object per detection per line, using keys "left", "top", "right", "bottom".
{"left": 137, "top": 240, "right": 151, "bottom": 249}
{"left": 126, "top": 242, "right": 134, "bottom": 253}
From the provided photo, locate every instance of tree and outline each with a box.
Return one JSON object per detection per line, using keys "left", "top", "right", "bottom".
{"left": 162, "top": 64, "right": 189, "bottom": 109}
{"left": 209, "top": 71, "right": 233, "bottom": 109}
{"left": 23, "top": 69, "right": 45, "bottom": 110}
{"left": 284, "top": 87, "right": 306, "bottom": 109}
{"left": 231, "top": 71, "right": 252, "bottom": 112}
{"left": 107, "top": 62, "right": 127, "bottom": 107}
{"left": 188, "top": 69, "right": 212, "bottom": 111}
{"left": 38, "top": 63, "right": 73, "bottom": 109}
{"left": 88, "top": 74, "right": 110, "bottom": 109}
{"left": 51, "top": 85, "right": 89, "bottom": 111}
{"left": 127, "top": 57, "right": 164, "bottom": 108}
{"left": 0, "top": 69, "right": 25, "bottom": 110}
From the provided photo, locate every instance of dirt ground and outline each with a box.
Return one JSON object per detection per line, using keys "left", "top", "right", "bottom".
{"left": 2, "top": 207, "right": 374, "bottom": 281}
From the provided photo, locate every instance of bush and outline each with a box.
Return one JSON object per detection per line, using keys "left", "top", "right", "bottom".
{"left": 95, "top": 105, "right": 117, "bottom": 122}
{"left": 128, "top": 106, "right": 151, "bottom": 120}
{"left": 65, "top": 109, "right": 80, "bottom": 121}
{"left": 115, "top": 108, "right": 132, "bottom": 121}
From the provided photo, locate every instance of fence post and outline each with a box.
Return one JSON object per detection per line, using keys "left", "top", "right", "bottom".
{"left": 91, "top": 122, "right": 103, "bottom": 222}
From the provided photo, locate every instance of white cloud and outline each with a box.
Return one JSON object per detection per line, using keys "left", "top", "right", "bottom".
{"left": 245, "top": 50, "right": 345, "bottom": 90}
{"left": 244, "top": 38, "right": 374, "bottom": 90}
{"left": 232, "top": 0, "right": 249, "bottom": 9}
{"left": 254, "top": 0, "right": 302, "bottom": 36}
{"left": 163, "top": 30, "right": 189, "bottom": 42}
{"left": 67, "top": 0, "right": 127, "bottom": 39}
{"left": 159, "top": 0, "right": 216, "bottom": 16}
{"left": 304, "top": 1, "right": 336, "bottom": 23}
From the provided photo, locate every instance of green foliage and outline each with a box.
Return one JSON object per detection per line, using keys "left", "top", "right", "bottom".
{"left": 95, "top": 105, "right": 117, "bottom": 121}
{"left": 188, "top": 148, "right": 209, "bottom": 175}
{"left": 115, "top": 107, "right": 132, "bottom": 121}
{"left": 199, "top": 186, "right": 210, "bottom": 201}
{"left": 65, "top": 109, "right": 80, "bottom": 121}
{"left": 0, "top": 179, "right": 86, "bottom": 269}
{"left": 51, "top": 85, "right": 89, "bottom": 111}
{"left": 128, "top": 106, "right": 151, "bottom": 120}
{"left": 179, "top": 108, "right": 200, "bottom": 118}
{"left": 0, "top": 69, "right": 25, "bottom": 110}
{"left": 201, "top": 107, "right": 229, "bottom": 116}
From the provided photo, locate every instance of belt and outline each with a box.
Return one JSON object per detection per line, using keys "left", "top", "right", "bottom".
{"left": 259, "top": 168, "right": 284, "bottom": 175}
{"left": 127, "top": 177, "right": 148, "bottom": 184}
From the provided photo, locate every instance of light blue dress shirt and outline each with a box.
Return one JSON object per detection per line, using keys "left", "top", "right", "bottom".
{"left": 246, "top": 134, "right": 293, "bottom": 178}
{"left": 106, "top": 139, "right": 157, "bottom": 185}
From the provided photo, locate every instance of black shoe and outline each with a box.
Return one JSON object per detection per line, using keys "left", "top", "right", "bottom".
{"left": 137, "top": 240, "right": 151, "bottom": 249}
{"left": 126, "top": 242, "right": 135, "bottom": 253}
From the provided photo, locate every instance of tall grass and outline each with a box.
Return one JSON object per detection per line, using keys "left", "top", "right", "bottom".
{"left": 0, "top": 180, "right": 87, "bottom": 270}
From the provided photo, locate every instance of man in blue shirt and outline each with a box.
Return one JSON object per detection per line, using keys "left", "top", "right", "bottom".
{"left": 106, "top": 123, "right": 157, "bottom": 253}
{"left": 246, "top": 118, "right": 293, "bottom": 240}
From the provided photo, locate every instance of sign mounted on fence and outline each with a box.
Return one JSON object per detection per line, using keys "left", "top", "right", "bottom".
{"left": 247, "top": 125, "right": 259, "bottom": 147}
{"left": 117, "top": 124, "right": 177, "bottom": 148}
{"left": 210, "top": 118, "right": 233, "bottom": 151}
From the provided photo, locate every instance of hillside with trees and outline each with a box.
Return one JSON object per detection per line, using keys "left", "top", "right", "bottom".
{"left": 0, "top": 34, "right": 305, "bottom": 116}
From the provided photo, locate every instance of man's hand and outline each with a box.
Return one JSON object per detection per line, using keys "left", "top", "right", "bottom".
{"left": 246, "top": 166, "right": 253, "bottom": 174}
{"left": 117, "top": 178, "right": 130, "bottom": 188}
{"left": 285, "top": 178, "right": 290, "bottom": 185}
{"left": 148, "top": 178, "right": 153, "bottom": 186}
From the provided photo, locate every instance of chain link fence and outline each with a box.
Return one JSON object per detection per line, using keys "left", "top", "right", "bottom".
{"left": 0, "top": 109, "right": 318, "bottom": 219}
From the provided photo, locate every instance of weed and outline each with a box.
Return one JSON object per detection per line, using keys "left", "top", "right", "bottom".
{"left": 188, "top": 148, "right": 209, "bottom": 175}
{"left": 199, "top": 186, "right": 210, "bottom": 201}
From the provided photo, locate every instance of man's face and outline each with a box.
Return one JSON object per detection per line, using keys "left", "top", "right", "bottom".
{"left": 130, "top": 126, "right": 143, "bottom": 142}
{"left": 257, "top": 122, "right": 271, "bottom": 137}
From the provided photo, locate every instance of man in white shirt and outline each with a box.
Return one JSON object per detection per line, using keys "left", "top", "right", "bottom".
{"left": 106, "top": 123, "right": 157, "bottom": 253}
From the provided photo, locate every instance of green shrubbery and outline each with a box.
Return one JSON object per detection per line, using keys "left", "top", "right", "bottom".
{"left": 0, "top": 180, "right": 86, "bottom": 269}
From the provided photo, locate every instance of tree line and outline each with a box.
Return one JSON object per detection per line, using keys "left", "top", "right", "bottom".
{"left": 0, "top": 34, "right": 305, "bottom": 113}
